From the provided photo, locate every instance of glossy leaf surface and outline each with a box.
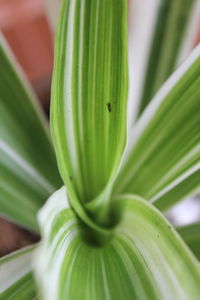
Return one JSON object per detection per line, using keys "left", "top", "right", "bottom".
{"left": 35, "top": 187, "right": 200, "bottom": 300}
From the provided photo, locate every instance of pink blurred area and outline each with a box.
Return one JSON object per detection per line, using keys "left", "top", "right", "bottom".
{"left": 195, "top": 26, "right": 200, "bottom": 45}
{"left": 0, "top": 0, "right": 54, "bottom": 107}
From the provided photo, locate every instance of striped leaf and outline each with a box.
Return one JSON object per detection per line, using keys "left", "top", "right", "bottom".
{"left": 43, "top": 0, "right": 200, "bottom": 124}
{"left": 115, "top": 44, "right": 200, "bottom": 211}
{"left": 0, "top": 246, "right": 37, "bottom": 299}
{"left": 0, "top": 34, "right": 62, "bottom": 231}
{"left": 177, "top": 222, "right": 200, "bottom": 260}
{"left": 137, "top": 0, "right": 200, "bottom": 115}
{"left": 35, "top": 187, "right": 200, "bottom": 300}
{"left": 50, "top": 0, "right": 128, "bottom": 223}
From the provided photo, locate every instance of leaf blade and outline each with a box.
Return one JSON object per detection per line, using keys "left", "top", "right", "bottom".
{"left": 50, "top": 0, "right": 128, "bottom": 221}
{"left": 0, "top": 246, "right": 38, "bottom": 299}
{"left": 0, "top": 35, "right": 62, "bottom": 231}
{"left": 137, "top": 0, "right": 199, "bottom": 115}
{"left": 35, "top": 187, "right": 200, "bottom": 300}
{"left": 177, "top": 221, "right": 200, "bottom": 260}
{"left": 115, "top": 45, "right": 200, "bottom": 211}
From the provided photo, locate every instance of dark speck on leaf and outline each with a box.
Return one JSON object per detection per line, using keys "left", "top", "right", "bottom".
{"left": 107, "top": 102, "right": 112, "bottom": 112}
{"left": 69, "top": 176, "right": 73, "bottom": 181}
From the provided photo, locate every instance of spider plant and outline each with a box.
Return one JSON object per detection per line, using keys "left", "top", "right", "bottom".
{"left": 0, "top": 0, "right": 200, "bottom": 299}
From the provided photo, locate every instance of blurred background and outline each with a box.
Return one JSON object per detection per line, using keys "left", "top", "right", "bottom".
{"left": 0, "top": 0, "right": 200, "bottom": 257}
{"left": 0, "top": 0, "right": 54, "bottom": 109}
{"left": 0, "top": 0, "right": 55, "bottom": 256}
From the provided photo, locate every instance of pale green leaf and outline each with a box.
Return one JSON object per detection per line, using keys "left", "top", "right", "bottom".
{"left": 50, "top": 0, "right": 128, "bottom": 223}
{"left": 0, "top": 34, "right": 62, "bottom": 231}
{"left": 137, "top": 0, "right": 199, "bottom": 115}
{"left": 154, "top": 169, "right": 200, "bottom": 211}
{"left": 35, "top": 187, "right": 200, "bottom": 300}
{"left": 177, "top": 221, "right": 200, "bottom": 260}
{"left": 115, "top": 45, "right": 200, "bottom": 211}
{"left": 0, "top": 245, "right": 37, "bottom": 299}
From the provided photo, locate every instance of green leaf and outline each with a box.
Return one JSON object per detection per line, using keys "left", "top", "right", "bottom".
{"left": 154, "top": 169, "right": 200, "bottom": 211}
{"left": 50, "top": 0, "right": 128, "bottom": 223}
{"left": 35, "top": 187, "right": 200, "bottom": 300}
{"left": 177, "top": 222, "right": 200, "bottom": 260}
{"left": 0, "top": 34, "right": 62, "bottom": 231}
{"left": 0, "top": 245, "right": 38, "bottom": 299}
{"left": 115, "top": 45, "right": 200, "bottom": 211}
{"left": 137, "top": 0, "right": 198, "bottom": 115}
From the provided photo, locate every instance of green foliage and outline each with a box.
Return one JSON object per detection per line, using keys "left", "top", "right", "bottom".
{"left": 177, "top": 222, "right": 200, "bottom": 260}
{"left": 115, "top": 49, "right": 200, "bottom": 211}
{"left": 0, "top": 34, "right": 62, "bottom": 231}
{"left": 35, "top": 187, "right": 200, "bottom": 300}
{"left": 50, "top": 0, "right": 128, "bottom": 225}
{"left": 0, "top": 246, "right": 37, "bottom": 298}
{"left": 0, "top": 0, "right": 200, "bottom": 299}
{"left": 138, "top": 0, "right": 196, "bottom": 114}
